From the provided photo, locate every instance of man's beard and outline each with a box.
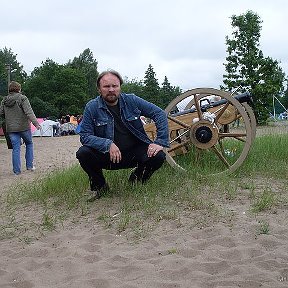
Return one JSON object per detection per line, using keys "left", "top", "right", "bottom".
{"left": 104, "top": 94, "right": 119, "bottom": 105}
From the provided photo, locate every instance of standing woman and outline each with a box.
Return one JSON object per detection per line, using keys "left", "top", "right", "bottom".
{"left": 0, "top": 81, "right": 40, "bottom": 175}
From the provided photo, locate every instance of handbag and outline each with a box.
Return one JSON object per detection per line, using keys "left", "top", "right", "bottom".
{"left": 1, "top": 120, "right": 13, "bottom": 149}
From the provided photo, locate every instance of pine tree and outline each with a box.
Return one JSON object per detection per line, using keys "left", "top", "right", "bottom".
{"left": 161, "top": 76, "right": 182, "bottom": 109}
{"left": 222, "top": 10, "right": 285, "bottom": 124}
{"left": 143, "top": 64, "right": 160, "bottom": 106}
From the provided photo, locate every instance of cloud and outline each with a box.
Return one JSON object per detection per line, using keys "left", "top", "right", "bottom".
{"left": 1, "top": 0, "right": 287, "bottom": 91}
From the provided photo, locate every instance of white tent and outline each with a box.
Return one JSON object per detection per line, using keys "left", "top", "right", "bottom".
{"left": 32, "top": 120, "right": 59, "bottom": 137}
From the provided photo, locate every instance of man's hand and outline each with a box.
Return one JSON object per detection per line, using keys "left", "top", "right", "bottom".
{"left": 147, "top": 143, "right": 163, "bottom": 157}
{"left": 109, "top": 143, "right": 122, "bottom": 163}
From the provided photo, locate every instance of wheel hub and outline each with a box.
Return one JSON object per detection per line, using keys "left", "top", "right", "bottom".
{"left": 190, "top": 120, "right": 219, "bottom": 149}
{"left": 195, "top": 126, "right": 213, "bottom": 143}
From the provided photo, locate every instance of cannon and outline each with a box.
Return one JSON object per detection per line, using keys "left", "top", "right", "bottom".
{"left": 144, "top": 88, "right": 256, "bottom": 175}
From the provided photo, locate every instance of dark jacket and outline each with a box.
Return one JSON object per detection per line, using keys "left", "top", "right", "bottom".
{"left": 0, "top": 92, "right": 39, "bottom": 132}
{"left": 79, "top": 93, "right": 169, "bottom": 153}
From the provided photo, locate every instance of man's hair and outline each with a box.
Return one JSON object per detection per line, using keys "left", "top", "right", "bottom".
{"left": 9, "top": 81, "right": 21, "bottom": 93}
{"left": 96, "top": 69, "right": 123, "bottom": 88}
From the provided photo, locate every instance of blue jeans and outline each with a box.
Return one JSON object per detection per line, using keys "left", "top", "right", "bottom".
{"left": 9, "top": 130, "right": 34, "bottom": 175}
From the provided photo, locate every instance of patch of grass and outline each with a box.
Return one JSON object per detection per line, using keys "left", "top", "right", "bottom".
{"left": 1, "top": 132, "right": 288, "bottom": 241}
{"left": 251, "top": 189, "right": 276, "bottom": 213}
{"left": 168, "top": 247, "right": 177, "bottom": 254}
{"left": 257, "top": 220, "right": 270, "bottom": 235}
{"left": 6, "top": 165, "right": 87, "bottom": 208}
{"left": 41, "top": 212, "right": 56, "bottom": 231}
{"left": 239, "top": 134, "right": 288, "bottom": 178}
{"left": 0, "top": 165, "right": 89, "bottom": 240}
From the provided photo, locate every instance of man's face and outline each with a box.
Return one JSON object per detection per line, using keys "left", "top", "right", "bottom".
{"left": 98, "top": 73, "right": 121, "bottom": 105}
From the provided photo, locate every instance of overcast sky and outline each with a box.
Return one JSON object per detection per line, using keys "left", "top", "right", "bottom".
{"left": 1, "top": 0, "right": 287, "bottom": 91}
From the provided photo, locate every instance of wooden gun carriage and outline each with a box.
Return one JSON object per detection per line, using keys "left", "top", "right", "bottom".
{"left": 144, "top": 88, "right": 256, "bottom": 175}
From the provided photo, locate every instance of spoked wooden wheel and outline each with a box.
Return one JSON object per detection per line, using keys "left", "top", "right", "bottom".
{"left": 164, "top": 88, "right": 253, "bottom": 175}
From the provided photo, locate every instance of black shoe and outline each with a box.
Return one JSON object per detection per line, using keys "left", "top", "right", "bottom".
{"left": 128, "top": 167, "right": 144, "bottom": 183}
{"left": 87, "top": 190, "right": 101, "bottom": 202}
{"left": 141, "top": 168, "right": 154, "bottom": 183}
{"left": 87, "top": 182, "right": 109, "bottom": 202}
{"left": 128, "top": 171, "right": 138, "bottom": 183}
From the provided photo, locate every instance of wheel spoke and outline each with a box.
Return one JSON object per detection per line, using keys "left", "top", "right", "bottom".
{"left": 210, "top": 146, "right": 230, "bottom": 168}
{"left": 219, "top": 132, "right": 247, "bottom": 138}
{"left": 167, "top": 115, "right": 191, "bottom": 129}
{"left": 168, "top": 140, "right": 190, "bottom": 153}
{"left": 214, "top": 102, "right": 230, "bottom": 124}
{"left": 193, "top": 94, "right": 202, "bottom": 119}
{"left": 170, "top": 129, "right": 190, "bottom": 144}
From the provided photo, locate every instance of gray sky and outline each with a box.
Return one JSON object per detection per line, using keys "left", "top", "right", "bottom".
{"left": 1, "top": 0, "right": 287, "bottom": 91}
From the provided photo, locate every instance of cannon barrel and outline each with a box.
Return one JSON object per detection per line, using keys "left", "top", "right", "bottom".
{"left": 233, "top": 91, "right": 252, "bottom": 104}
{"left": 172, "top": 92, "right": 252, "bottom": 117}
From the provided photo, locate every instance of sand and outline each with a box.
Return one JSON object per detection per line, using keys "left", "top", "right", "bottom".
{"left": 1, "top": 132, "right": 288, "bottom": 288}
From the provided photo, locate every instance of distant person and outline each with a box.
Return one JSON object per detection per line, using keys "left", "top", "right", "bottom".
{"left": 52, "top": 120, "right": 60, "bottom": 137}
{"left": 76, "top": 114, "right": 83, "bottom": 125}
{"left": 76, "top": 69, "right": 169, "bottom": 200}
{"left": 65, "top": 114, "right": 70, "bottom": 123}
{"left": 0, "top": 81, "right": 40, "bottom": 175}
{"left": 75, "top": 114, "right": 83, "bottom": 134}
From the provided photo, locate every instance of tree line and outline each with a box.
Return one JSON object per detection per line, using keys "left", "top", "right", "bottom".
{"left": 0, "top": 48, "right": 181, "bottom": 120}
{"left": 0, "top": 10, "right": 287, "bottom": 124}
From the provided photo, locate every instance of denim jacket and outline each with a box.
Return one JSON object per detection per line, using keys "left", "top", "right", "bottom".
{"left": 79, "top": 93, "right": 169, "bottom": 153}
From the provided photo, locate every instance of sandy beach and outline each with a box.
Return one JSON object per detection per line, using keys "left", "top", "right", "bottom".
{"left": 1, "top": 132, "right": 288, "bottom": 288}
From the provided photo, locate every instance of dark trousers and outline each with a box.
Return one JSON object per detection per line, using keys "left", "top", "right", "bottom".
{"left": 76, "top": 142, "right": 166, "bottom": 190}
